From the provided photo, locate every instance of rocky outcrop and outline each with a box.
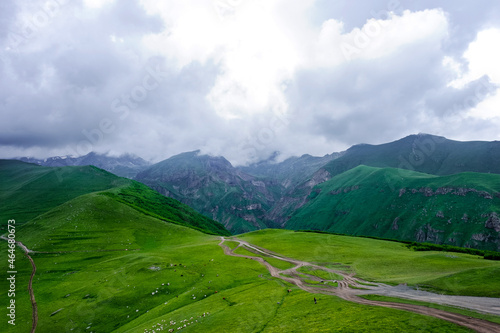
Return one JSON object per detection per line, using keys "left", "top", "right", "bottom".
{"left": 305, "top": 169, "right": 331, "bottom": 188}
{"left": 415, "top": 224, "right": 444, "bottom": 243}
{"left": 330, "top": 185, "right": 360, "bottom": 195}
{"left": 391, "top": 217, "right": 400, "bottom": 230}
{"left": 400, "top": 187, "right": 493, "bottom": 199}
{"left": 485, "top": 212, "right": 500, "bottom": 232}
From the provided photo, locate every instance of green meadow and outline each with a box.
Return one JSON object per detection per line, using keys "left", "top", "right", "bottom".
{"left": 2, "top": 192, "right": 495, "bottom": 332}
{"left": 2, "top": 162, "right": 499, "bottom": 332}
{"left": 239, "top": 229, "right": 500, "bottom": 297}
{"left": 233, "top": 246, "right": 296, "bottom": 270}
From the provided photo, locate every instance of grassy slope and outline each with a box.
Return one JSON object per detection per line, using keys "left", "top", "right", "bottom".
{"left": 286, "top": 165, "right": 500, "bottom": 251}
{"left": 102, "top": 181, "right": 230, "bottom": 236}
{"left": 232, "top": 246, "right": 296, "bottom": 270}
{"left": 0, "top": 159, "right": 229, "bottom": 236}
{"left": 240, "top": 229, "right": 500, "bottom": 297}
{"left": 0, "top": 160, "right": 128, "bottom": 227}
{"left": 0, "top": 196, "right": 477, "bottom": 332}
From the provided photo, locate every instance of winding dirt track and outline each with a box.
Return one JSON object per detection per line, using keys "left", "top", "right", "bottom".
{"left": 219, "top": 237, "right": 500, "bottom": 333}
{"left": 0, "top": 236, "right": 137, "bottom": 333}
{"left": 1, "top": 236, "right": 38, "bottom": 332}
{"left": 21, "top": 242, "right": 38, "bottom": 333}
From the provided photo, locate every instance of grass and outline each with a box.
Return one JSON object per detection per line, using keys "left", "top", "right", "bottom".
{"left": 0, "top": 160, "right": 229, "bottom": 236}
{"left": 0, "top": 160, "right": 128, "bottom": 228}
{"left": 240, "top": 229, "right": 500, "bottom": 297}
{"left": 1, "top": 193, "right": 267, "bottom": 333}
{"left": 233, "top": 246, "right": 296, "bottom": 270}
{"left": 297, "top": 265, "right": 343, "bottom": 281}
{"left": 100, "top": 181, "right": 230, "bottom": 236}
{"left": 223, "top": 240, "right": 240, "bottom": 250}
{"left": 1, "top": 160, "right": 497, "bottom": 331}
{"left": 259, "top": 291, "right": 473, "bottom": 332}
{"left": 0, "top": 195, "right": 486, "bottom": 332}
{"left": 286, "top": 165, "right": 500, "bottom": 251}
{"left": 360, "top": 295, "right": 500, "bottom": 325}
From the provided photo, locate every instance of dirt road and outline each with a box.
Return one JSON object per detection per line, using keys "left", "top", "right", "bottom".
{"left": 22, "top": 243, "right": 38, "bottom": 333}
{"left": 219, "top": 237, "right": 500, "bottom": 333}
{"left": 1, "top": 236, "right": 38, "bottom": 332}
{"left": 1, "top": 236, "right": 139, "bottom": 333}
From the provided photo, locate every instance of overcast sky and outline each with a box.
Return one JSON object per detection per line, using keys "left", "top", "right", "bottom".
{"left": 1, "top": 0, "right": 500, "bottom": 165}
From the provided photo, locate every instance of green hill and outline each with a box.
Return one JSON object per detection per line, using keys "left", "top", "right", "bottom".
{"left": 3, "top": 195, "right": 499, "bottom": 331}
{"left": 0, "top": 160, "right": 229, "bottom": 236}
{"left": 0, "top": 160, "right": 128, "bottom": 228}
{"left": 286, "top": 165, "right": 500, "bottom": 251}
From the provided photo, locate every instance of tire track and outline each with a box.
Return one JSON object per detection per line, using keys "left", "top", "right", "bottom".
{"left": 219, "top": 237, "right": 500, "bottom": 333}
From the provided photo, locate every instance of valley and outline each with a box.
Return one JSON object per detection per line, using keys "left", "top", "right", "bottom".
{"left": 4, "top": 2, "right": 500, "bottom": 331}
{"left": 132, "top": 134, "right": 500, "bottom": 251}
{"left": 3, "top": 133, "right": 500, "bottom": 332}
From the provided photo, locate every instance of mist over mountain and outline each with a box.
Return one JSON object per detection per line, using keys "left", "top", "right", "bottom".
{"left": 15, "top": 134, "right": 500, "bottom": 250}
{"left": 17, "top": 152, "right": 151, "bottom": 178}
{"left": 133, "top": 134, "right": 500, "bottom": 251}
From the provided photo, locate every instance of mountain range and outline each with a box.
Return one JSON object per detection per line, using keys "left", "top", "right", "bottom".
{"left": 3, "top": 157, "right": 499, "bottom": 332}
{"left": 18, "top": 152, "right": 151, "bottom": 178}
{"left": 13, "top": 133, "right": 500, "bottom": 250}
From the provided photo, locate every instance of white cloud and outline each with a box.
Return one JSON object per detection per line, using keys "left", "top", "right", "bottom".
{"left": 312, "top": 9, "right": 448, "bottom": 66}
{"left": 2, "top": 0, "right": 500, "bottom": 163}
{"left": 141, "top": 4, "right": 449, "bottom": 124}
{"left": 84, "top": 0, "right": 115, "bottom": 9}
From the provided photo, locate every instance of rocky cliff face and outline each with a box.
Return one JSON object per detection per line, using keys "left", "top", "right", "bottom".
{"left": 135, "top": 151, "right": 282, "bottom": 234}
{"left": 134, "top": 150, "right": 339, "bottom": 234}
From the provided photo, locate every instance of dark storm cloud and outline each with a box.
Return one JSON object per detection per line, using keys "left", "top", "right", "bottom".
{"left": 425, "top": 76, "right": 498, "bottom": 117}
{"left": 287, "top": 39, "right": 449, "bottom": 145}
{"left": 1, "top": 0, "right": 499, "bottom": 163}
{"left": 0, "top": 0, "right": 164, "bottom": 152}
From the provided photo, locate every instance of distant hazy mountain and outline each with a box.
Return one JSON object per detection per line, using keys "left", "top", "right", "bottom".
{"left": 239, "top": 152, "right": 340, "bottom": 190}
{"left": 18, "top": 152, "right": 151, "bottom": 178}
{"left": 135, "top": 150, "right": 338, "bottom": 234}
